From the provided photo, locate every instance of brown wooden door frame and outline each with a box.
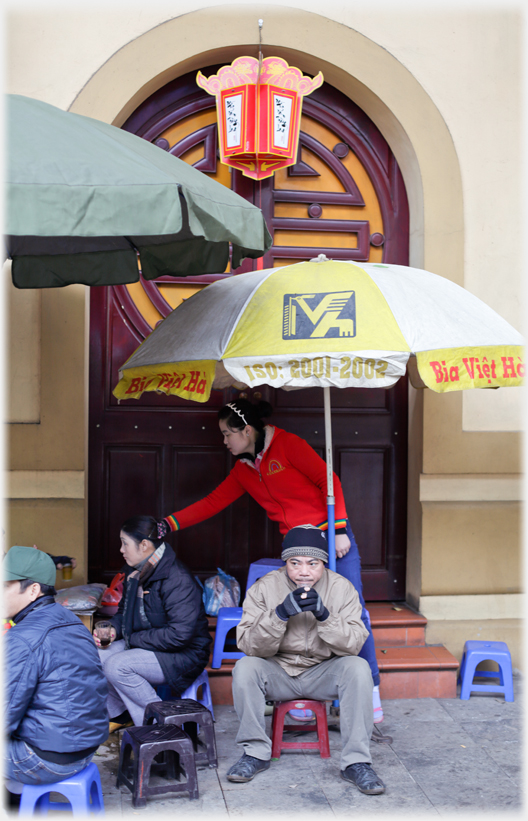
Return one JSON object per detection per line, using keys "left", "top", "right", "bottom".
{"left": 88, "top": 67, "right": 409, "bottom": 598}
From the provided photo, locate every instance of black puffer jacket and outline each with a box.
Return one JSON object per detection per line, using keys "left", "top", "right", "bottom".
{"left": 110, "top": 544, "right": 211, "bottom": 693}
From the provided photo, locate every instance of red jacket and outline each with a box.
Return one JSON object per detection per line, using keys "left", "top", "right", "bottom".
{"left": 166, "top": 426, "right": 347, "bottom": 536}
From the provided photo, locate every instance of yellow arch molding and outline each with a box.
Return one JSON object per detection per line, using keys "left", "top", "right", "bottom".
{"left": 68, "top": 3, "right": 464, "bottom": 287}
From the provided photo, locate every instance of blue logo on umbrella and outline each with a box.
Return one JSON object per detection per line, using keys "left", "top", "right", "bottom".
{"left": 282, "top": 291, "right": 356, "bottom": 339}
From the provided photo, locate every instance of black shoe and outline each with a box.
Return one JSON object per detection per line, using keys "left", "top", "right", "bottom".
{"left": 226, "top": 753, "right": 271, "bottom": 782}
{"left": 341, "top": 762, "right": 385, "bottom": 794}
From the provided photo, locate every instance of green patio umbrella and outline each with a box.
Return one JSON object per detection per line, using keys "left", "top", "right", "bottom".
{"left": 5, "top": 95, "right": 272, "bottom": 288}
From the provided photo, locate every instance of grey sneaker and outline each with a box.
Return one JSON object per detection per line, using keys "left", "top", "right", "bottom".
{"left": 226, "top": 752, "right": 271, "bottom": 782}
{"left": 341, "top": 762, "right": 385, "bottom": 794}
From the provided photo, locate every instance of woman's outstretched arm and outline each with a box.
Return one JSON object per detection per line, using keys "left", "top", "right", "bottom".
{"left": 164, "top": 471, "right": 245, "bottom": 532}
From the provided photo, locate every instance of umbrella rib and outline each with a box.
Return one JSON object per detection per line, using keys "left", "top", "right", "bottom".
{"left": 220, "top": 268, "right": 278, "bottom": 357}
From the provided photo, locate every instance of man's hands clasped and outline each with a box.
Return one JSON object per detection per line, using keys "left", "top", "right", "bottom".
{"left": 275, "top": 586, "right": 329, "bottom": 622}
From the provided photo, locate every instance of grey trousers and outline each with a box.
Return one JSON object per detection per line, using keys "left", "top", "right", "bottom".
{"left": 232, "top": 655, "right": 374, "bottom": 769}
{"left": 98, "top": 640, "right": 165, "bottom": 726}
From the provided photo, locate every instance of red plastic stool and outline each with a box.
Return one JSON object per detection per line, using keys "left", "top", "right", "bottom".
{"left": 271, "top": 700, "right": 330, "bottom": 759}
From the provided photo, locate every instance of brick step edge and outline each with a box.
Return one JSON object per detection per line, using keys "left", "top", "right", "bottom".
{"left": 376, "top": 644, "right": 459, "bottom": 671}
{"left": 207, "top": 645, "right": 459, "bottom": 676}
{"left": 206, "top": 661, "right": 459, "bottom": 703}
{"left": 207, "top": 602, "right": 427, "bottom": 633}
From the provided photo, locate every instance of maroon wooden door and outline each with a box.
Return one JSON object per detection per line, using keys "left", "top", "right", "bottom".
{"left": 88, "top": 67, "right": 409, "bottom": 599}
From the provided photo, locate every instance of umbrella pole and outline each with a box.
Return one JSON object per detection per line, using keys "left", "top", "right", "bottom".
{"left": 324, "top": 387, "right": 336, "bottom": 573}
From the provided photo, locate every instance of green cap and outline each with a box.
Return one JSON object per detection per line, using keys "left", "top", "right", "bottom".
{"left": 4, "top": 546, "right": 56, "bottom": 586}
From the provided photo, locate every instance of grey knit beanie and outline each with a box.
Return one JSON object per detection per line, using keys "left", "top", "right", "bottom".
{"left": 281, "top": 525, "right": 329, "bottom": 563}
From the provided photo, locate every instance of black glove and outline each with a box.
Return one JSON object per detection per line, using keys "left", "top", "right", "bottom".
{"left": 295, "top": 588, "right": 330, "bottom": 622}
{"left": 155, "top": 519, "right": 171, "bottom": 540}
{"left": 275, "top": 587, "right": 305, "bottom": 621}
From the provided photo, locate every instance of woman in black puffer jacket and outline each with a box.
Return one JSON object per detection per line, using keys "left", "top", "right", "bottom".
{"left": 94, "top": 515, "right": 211, "bottom": 731}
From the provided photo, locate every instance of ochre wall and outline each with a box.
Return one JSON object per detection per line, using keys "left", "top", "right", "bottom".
{"left": 423, "top": 392, "right": 521, "bottom": 475}
{"left": 422, "top": 503, "right": 522, "bottom": 597}
{"left": 6, "top": 500, "right": 85, "bottom": 592}
{"left": 8, "top": 283, "right": 85, "bottom": 471}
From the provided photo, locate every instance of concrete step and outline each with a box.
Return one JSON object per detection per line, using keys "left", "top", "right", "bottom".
{"left": 368, "top": 602, "right": 428, "bottom": 647}
{"left": 377, "top": 645, "right": 459, "bottom": 699}
{"left": 205, "top": 604, "right": 460, "bottom": 704}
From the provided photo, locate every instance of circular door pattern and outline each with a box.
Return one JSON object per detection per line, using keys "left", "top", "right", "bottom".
{"left": 116, "top": 67, "right": 408, "bottom": 339}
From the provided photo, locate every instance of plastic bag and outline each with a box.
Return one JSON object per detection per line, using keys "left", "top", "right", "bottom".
{"left": 55, "top": 583, "right": 106, "bottom": 611}
{"left": 101, "top": 572, "right": 125, "bottom": 605}
{"left": 202, "top": 568, "right": 240, "bottom": 616}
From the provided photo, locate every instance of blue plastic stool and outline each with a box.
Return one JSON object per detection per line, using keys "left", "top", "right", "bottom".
{"left": 246, "top": 558, "right": 285, "bottom": 591}
{"left": 19, "top": 762, "right": 104, "bottom": 815}
{"left": 458, "top": 640, "right": 514, "bottom": 702}
{"left": 156, "top": 683, "right": 173, "bottom": 700}
{"left": 210, "top": 560, "right": 285, "bottom": 669}
{"left": 181, "top": 669, "right": 215, "bottom": 719}
{"left": 156, "top": 671, "right": 214, "bottom": 718}
{"left": 211, "top": 606, "right": 244, "bottom": 668}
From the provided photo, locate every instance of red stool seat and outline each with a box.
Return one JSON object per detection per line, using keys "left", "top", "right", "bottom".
{"left": 271, "top": 700, "right": 330, "bottom": 759}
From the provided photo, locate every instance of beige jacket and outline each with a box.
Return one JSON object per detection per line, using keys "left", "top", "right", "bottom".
{"left": 236, "top": 567, "right": 368, "bottom": 676}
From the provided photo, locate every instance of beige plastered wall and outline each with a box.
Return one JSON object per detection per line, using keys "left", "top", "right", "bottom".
{"left": 5, "top": 2, "right": 524, "bottom": 656}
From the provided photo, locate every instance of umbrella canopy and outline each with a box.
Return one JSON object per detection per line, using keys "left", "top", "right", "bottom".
{"left": 113, "top": 256, "right": 524, "bottom": 571}
{"left": 5, "top": 94, "right": 272, "bottom": 288}
{"left": 113, "top": 258, "right": 524, "bottom": 402}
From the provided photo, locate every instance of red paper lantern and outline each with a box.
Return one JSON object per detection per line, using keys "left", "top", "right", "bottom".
{"left": 197, "top": 57, "right": 323, "bottom": 181}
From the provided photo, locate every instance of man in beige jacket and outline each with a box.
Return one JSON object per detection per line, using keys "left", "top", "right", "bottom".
{"left": 226, "top": 525, "right": 385, "bottom": 795}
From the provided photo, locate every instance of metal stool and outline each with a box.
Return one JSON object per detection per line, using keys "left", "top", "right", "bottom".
{"left": 19, "top": 762, "right": 104, "bottom": 815}
{"left": 458, "top": 640, "right": 514, "bottom": 701}
{"left": 144, "top": 698, "right": 218, "bottom": 769}
{"left": 116, "top": 724, "right": 198, "bottom": 808}
{"left": 245, "top": 558, "right": 285, "bottom": 590}
{"left": 211, "top": 607, "right": 244, "bottom": 668}
{"left": 271, "top": 700, "right": 331, "bottom": 759}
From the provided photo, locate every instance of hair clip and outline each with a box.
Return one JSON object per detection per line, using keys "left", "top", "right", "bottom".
{"left": 227, "top": 403, "right": 247, "bottom": 426}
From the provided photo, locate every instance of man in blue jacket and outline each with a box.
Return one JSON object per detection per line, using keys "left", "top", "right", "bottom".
{"left": 4, "top": 546, "right": 108, "bottom": 791}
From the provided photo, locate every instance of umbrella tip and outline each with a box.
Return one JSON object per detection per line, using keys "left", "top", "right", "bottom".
{"left": 310, "top": 254, "right": 330, "bottom": 263}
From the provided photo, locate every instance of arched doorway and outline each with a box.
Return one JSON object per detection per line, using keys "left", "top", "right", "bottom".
{"left": 88, "top": 67, "right": 409, "bottom": 599}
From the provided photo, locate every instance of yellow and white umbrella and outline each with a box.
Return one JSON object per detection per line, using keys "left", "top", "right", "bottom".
{"left": 114, "top": 257, "right": 524, "bottom": 400}
{"left": 113, "top": 257, "right": 524, "bottom": 570}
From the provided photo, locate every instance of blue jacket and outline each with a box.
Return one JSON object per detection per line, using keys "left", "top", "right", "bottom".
{"left": 5, "top": 596, "right": 108, "bottom": 753}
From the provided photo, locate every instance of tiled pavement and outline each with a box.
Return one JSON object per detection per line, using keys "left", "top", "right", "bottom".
{"left": 88, "top": 673, "right": 524, "bottom": 818}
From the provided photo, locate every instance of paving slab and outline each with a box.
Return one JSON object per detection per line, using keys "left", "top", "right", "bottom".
{"left": 307, "top": 748, "right": 439, "bottom": 815}
{"left": 218, "top": 750, "right": 315, "bottom": 792}
{"left": 382, "top": 697, "right": 457, "bottom": 723}
{"left": 387, "top": 729, "right": 522, "bottom": 813}
{"left": 23, "top": 677, "right": 520, "bottom": 818}
{"left": 458, "top": 718, "right": 523, "bottom": 786}
{"left": 221, "top": 781, "right": 334, "bottom": 816}
{"left": 440, "top": 692, "right": 521, "bottom": 722}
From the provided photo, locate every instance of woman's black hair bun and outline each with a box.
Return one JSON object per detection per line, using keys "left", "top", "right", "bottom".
{"left": 256, "top": 400, "right": 273, "bottom": 419}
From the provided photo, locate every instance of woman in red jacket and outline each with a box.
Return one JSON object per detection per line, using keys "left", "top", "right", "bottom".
{"left": 158, "top": 398, "right": 382, "bottom": 722}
